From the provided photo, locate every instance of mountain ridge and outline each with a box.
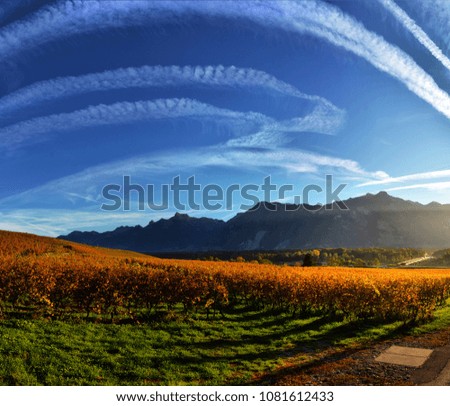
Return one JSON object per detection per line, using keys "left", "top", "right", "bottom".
{"left": 59, "top": 192, "right": 450, "bottom": 251}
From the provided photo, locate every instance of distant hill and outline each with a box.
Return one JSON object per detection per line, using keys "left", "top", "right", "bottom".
{"left": 0, "top": 229, "right": 149, "bottom": 259}
{"left": 60, "top": 192, "right": 450, "bottom": 252}
{"left": 62, "top": 213, "right": 226, "bottom": 252}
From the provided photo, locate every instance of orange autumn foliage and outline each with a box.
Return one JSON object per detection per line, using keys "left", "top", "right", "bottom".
{"left": 0, "top": 230, "right": 449, "bottom": 322}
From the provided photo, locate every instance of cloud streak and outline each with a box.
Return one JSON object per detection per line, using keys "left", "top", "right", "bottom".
{"left": 0, "top": 64, "right": 342, "bottom": 123}
{"left": 358, "top": 169, "right": 450, "bottom": 187}
{"left": 386, "top": 181, "right": 450, "bottom": 192}
{"left": 405, "top": 0, "right": 450, "bottom": 51}
{"left": 0, "top": 98, "right": 273, "bottom": 149}
{"left": 0, "top": 1, "right": 449, "bottom": 119}
{"left": 275, "top": 0, "right": 450, "bottom": 119}
{"left": 0, "top": 140, "right": 388, "bottom": 212}
{"left": 0, "top": 209, "right": 174, "bottom": 236}
{"left": 0, "top": 75, "right": 345, "bottom": 149}
{"left": 378, "top": 0, "right": 450, "bottom": 71}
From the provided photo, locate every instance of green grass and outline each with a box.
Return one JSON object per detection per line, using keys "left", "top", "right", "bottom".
{"left": 1, "top": 305, "right": 450, "bottom": 385}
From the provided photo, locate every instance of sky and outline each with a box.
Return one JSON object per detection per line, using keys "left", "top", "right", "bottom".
{"left": 0, "top": 0, "right": 449, "bottom": 236}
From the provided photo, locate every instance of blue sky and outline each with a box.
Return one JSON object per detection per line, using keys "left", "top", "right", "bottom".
{"left": 0, "top": 0, "right": 449, "bottom": 236}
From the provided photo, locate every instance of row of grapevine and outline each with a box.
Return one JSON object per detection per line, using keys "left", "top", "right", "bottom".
{"left": 1, "top": 250, "right": 450, "bottom": 322}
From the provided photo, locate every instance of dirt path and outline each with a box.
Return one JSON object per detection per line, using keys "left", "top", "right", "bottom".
{"left": 413, "top": 342, "right": 450, "bottom": 385}
{"left": 252, "top": 328, "right": 450, "bottom": 386}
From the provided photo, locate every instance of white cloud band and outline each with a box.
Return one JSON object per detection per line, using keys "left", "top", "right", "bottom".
{"left": 378, "top": 0, "right": 450, "bottom": 71}
{"left": 0, "top": 98, "right": 273, "bottom": 149}
{"left": 0, "top": 64, "right": 339, "bottom": 118}
{"left": 1, "top": 0, "right": 449, "bottom": 119}
{"left": 358, "top": 169, "right": 450, "bottom": 187}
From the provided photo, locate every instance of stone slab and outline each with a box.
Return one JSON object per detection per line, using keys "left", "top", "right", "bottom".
{"left": 375, "top": 346, "right": 433, "bottom": 368}
{"left": 384, "top": 345, "right": 433, "bottom": 358}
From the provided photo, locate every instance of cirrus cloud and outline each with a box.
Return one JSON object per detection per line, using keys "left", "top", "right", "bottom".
{"left": 0, "top": 1, "right": 449, "bottom": 119}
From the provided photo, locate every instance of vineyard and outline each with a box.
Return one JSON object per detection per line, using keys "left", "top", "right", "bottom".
{"left": 1, "top": 231, "right": 450, "bottom": 323}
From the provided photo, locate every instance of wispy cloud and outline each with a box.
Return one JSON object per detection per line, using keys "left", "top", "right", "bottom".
{"left": 0, "top": 205, "right": 240, "bottom": 236}
{"left": 0, "top": 64, "right": 340, "bottom": 119}
{"left": 386, "top": 181, "right": 450, "bottom": 192}
{"left": 378, "top": 0, "right": 450, "bottom": 71}
{"left": 207, "top": 147, "right": 380, "bottom": 177}
{"left": 226, "top": 102, "right": 346, "bottom": 148}
{"left": 0, "top": 209, "right": 177, "bottom": 236}
{"left": 1, "top": 1, "right": 449, "bottom": 119}
{"left": 0, "top": 98, "right": 272, "bottom": 149}
{"left": 0, "top": 128, "right": 389, "bottom": 235}
{"left": 0, "top": 141, "right": 388, "bottom": 212}
{"left": 0, "top": 64, "right": 345, "bottom": 141}
{"left": 0, "top": 74, "right": 345, "bottom": 149}
{"left": 406, "top": 0, "right": 450, "bottom": 51}
{"left": 358, "top": 169, "right": 450, "bottom": 187}
{"left": 276, "top": 0, "right": 450, "bottom": 119}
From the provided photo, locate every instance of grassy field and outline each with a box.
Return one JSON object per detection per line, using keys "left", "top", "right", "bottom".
{"left": 1, "top": 230, "right": 450, "bottom": 385}
{"left": 1, "top": 303, "right": 450, "bottom": 385}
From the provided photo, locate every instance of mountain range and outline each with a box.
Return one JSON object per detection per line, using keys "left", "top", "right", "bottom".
{"left": 59, "top": 192, "right": 450, "bottom": 252}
